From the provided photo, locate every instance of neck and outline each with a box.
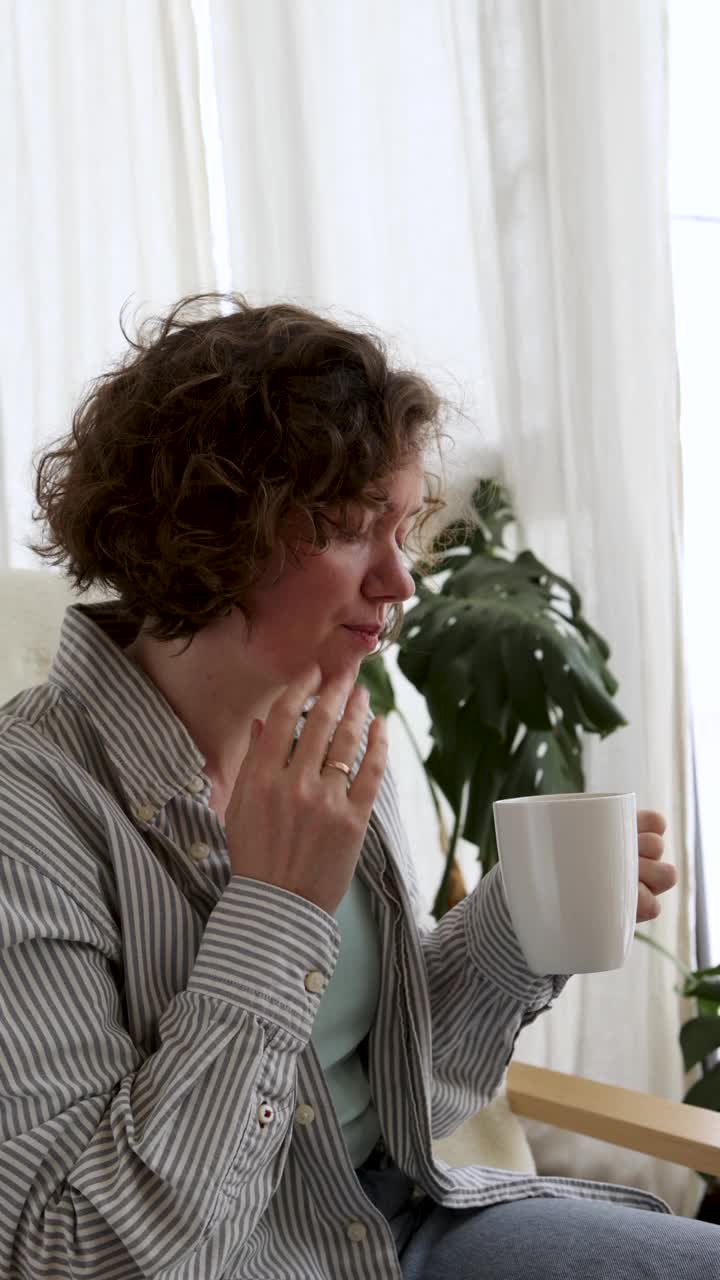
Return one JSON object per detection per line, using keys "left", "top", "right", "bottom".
{"left": 123, "top": 619, "right": 283, "bottom": 812}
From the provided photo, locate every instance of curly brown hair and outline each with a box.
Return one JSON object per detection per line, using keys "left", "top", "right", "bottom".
{"left": 29, "top": 291, "right": 458, "bottom": 653}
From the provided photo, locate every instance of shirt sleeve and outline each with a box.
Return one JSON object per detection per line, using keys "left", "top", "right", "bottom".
{"left": 0, "top": 853, "right": 339, "bottom": 1278}
{"left": 380, "top": 758, "right": 569, "bottom": 1141}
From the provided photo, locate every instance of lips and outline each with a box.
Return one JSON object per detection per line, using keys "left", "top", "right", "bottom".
{"left": 342, "top": 625, "right": 381, "bottom": 651}
{"left": 344, "top": 623, "right": 382, "bottom": 635}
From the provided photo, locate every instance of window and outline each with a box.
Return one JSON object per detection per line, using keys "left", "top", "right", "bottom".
{"left": 669, "top": 0, "right": 720, "bottom": 959}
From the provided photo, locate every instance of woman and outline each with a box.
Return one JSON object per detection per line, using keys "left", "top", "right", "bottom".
{"left": 0, "top": 293, "right": 712, "bottom": 1279}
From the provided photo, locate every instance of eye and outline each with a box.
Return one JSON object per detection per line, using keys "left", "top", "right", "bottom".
{"left": 319, "top": 502, "right": 371, "bottom": 541}
{"left": 397, "top": 513, "right": 422, "bottom": 555}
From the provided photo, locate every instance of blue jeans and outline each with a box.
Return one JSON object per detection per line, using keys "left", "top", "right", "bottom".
{"left": 355, "top": 1145, "right": 720, "bottom": 1278}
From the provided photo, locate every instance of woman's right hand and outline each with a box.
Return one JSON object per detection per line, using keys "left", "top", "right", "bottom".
{"left": 224, "top": 665, "right": 388, "bottom": 916}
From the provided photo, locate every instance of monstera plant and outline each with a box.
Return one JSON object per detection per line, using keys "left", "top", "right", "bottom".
{"left": 357, "top": 479, "right": 627, "bottom": 921}
{"left": 361, "top": 480, "right": 720, "bottom": 1184}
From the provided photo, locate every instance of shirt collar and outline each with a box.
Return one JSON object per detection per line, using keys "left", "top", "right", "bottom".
{"left": 48, "top": 602, "right": 208, "bottom": 817}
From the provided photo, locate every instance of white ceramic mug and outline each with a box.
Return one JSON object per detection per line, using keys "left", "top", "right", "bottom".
{"left": 492, "top": 792, "right": 638, "bottom": 975}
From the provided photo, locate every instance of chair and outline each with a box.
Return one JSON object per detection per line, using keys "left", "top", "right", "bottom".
{"left": 504, "top": 1061, "right": 720, "bottom": 1179}
{"left": 2, "top": 569, "right": 719, "bottom": 1184}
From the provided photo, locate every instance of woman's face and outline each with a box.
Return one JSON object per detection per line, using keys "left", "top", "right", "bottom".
{"left": 239, "top": 457, "right": 426, "bottom": 689}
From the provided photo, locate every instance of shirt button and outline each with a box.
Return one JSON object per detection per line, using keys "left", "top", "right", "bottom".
{"left": 304, "top": 970, "right": 325, "bottom": 994}
{"left": 257, "top": 1102, "right": 274, "bottom": 1127}
{"left": 186, "top": 776, "right": 206, "bottom": 794}
{"left": 188, "top": 841, "right": 211, "bottom": 862}
{"left": 294, "top": 1103, "right": 316, "bottom": 1126}
{"left": 346, "top": 1221, "right": 368, "bottom": 1243}
{"left": 133, "top": 804, "right": 156, "bottom": 823}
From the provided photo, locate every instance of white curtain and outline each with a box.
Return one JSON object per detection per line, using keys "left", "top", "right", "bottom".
{"left": 1, "top": 0, "right": 698, "bottom": 1214}
{"left": 467, "top": 1, "right": 699, "bottom": 1216}
{"left": 0, "top": 0, "right": 216, "bottom": 568}
{"left": 205, "top": 0, "right": 697, "bottom": 1213}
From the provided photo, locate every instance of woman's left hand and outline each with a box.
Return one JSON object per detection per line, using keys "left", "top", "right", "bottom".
{"left": 636, "top": 810, "right": 677, "bottom": 922}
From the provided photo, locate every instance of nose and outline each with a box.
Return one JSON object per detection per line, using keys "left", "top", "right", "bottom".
{"left": 364, "top": 545, "right": 416, "bottom": 607}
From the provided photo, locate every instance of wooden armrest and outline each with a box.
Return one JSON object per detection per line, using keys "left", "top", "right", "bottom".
{"left": 507, "top": 1061, "right": 720, "bottom": 1176}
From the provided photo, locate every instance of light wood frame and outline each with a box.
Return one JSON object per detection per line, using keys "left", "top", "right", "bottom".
{"left": 508, "top": 1061, "right": 720, "bottom": 1178}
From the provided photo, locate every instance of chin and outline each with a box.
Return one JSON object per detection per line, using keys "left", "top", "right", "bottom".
{"left": 316, "top": 654, "right": 362, "bottom": 691}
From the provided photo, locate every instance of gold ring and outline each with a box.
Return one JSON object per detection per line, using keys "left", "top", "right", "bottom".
{"left": 322, "top": 758, "right": 352, "bottom": 787}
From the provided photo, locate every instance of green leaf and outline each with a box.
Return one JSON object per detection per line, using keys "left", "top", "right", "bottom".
{"left": 356, "top": 654, "right": 396, "bottom": 717}
{"left": 357, "top": 477, "right": 629, "bottom": 902}
{"left": 434, "top": 479, "right": 515, "bottom": 556}
{"left": 390, "top": 484, "right": 627, "bottom": 890}
{"left": 398, "top": 550, "right": 626, "bottom": 751}
{"left": 680, "top": 1016, "right": 720, "bottom": 1071}
{"left": 684, "top": 1063, "right": 720, "bottom": 1113}
{"left": 456, "top": 731, "right": 511, "bottom": 870}
{"left": 517, "top": 725, "right": 584, "bottom": 795}
{"left": 682, "top": 974, "right": 720, "bottom": 1005}
{"left": 476, "top": 725, "right": 584, "bottom": 861}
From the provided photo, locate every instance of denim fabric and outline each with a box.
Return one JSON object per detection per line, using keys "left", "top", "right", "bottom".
{"left": 355, "top": 1147, "right": 720, "bottom": 1278}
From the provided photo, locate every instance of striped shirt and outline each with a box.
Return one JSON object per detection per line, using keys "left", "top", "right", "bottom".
{"left": 0, "top": 603, "right": 670, "bottom": 1279}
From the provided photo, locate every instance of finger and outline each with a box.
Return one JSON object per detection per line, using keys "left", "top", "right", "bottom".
{"left": 318, "top": 684, "right": 370, "bottom": 783}
{"left": 290, "top": 671, "right": 356, "bottom": 771}
{"left": 638, "top": 831, "right": 664, "bottom": 859}
{"left": 639, "top": 856, "right": 678, "bottom": 896}
{"left": 636, "top": 883, "right": 661, "bottom": 923}
{"left": 259, "top": 665, "right": 323, "bottom": 762}
{"left": 637, "top": 809, "right": 667, "bottom": 836}
{"left": 348, "top": 714, "right": 389, "bottom": 812}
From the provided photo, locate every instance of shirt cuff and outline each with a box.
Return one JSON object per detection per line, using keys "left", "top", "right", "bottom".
{"left": 464, "top": 864, "right": 569, "bottom": 1007}
{"left": 187, "top": 876, "right": 341, "bottom": 1044}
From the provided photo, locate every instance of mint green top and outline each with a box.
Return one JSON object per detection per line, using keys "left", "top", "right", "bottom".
{"left": 310, "top": 874, "right": 382, "bottom": 1167}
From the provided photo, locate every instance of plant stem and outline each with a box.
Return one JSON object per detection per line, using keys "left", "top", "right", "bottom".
{"left": 634, "top": 930, "right": 693, "bottom": 977}
{"left": 432, "top": 783, "right": 466, "bottom": 921}
{"left": 394, "top": 704, "right": 450, "bottom": 854}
